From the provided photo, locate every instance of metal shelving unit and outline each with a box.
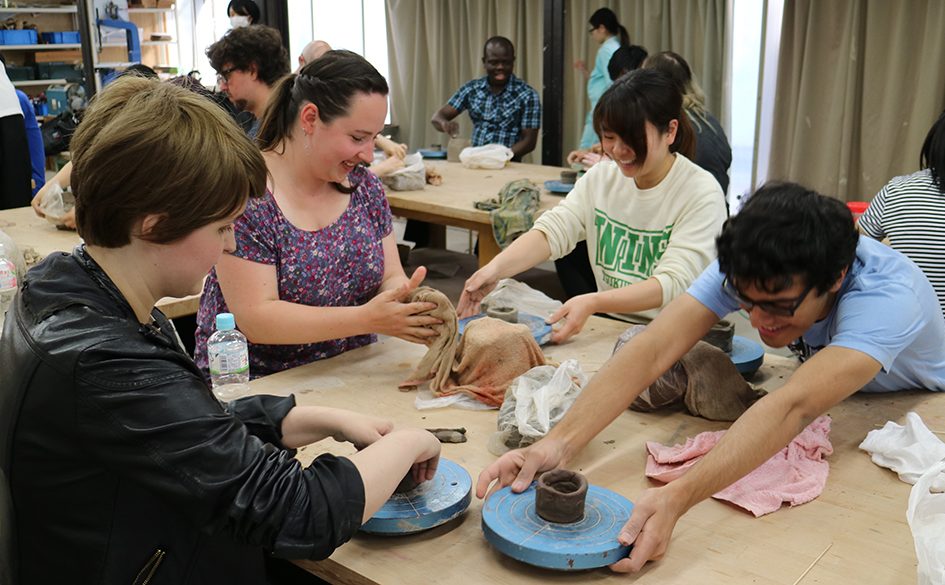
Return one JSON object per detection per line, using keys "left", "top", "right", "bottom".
{"left": 0, "top": 2, "right": 89, "bottom": 96}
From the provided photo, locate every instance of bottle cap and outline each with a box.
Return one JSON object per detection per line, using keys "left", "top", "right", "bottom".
{"left": 215, "top": 312, "right": 235, "bottom": 331}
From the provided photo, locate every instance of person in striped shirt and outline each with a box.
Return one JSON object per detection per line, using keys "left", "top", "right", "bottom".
{"left": 859, "top": 110, "right": 945, "bottom": 315}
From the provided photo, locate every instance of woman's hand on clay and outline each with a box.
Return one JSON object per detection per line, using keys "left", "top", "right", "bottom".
{"left": 608, "top": 485, "right": 687, "bottom": 573}
{"left": 370, "top": 156, "right": 405, "bottom": 178}
{"left": 376, "top": 135, "right": 408, "bottom": 160}
{"left": 387, "top": 142, "right": 408, "bottom": 160}
{"left": 30, "top": 188, "right": 46, "bottom": 218}
{"left": 546, "top": 293, "right": 598, "bottom": 343}
{"left": 579, "top": 152, "right": 602, "bottom": 167}
{"left": 456, "top": 265, "right": 500, "bottom": 318}
{"left": 333, "top": 412, "right": 395, "bottom": 450}
{"left": 566, "top": 149, "right": 587, "bottom": 165}
{"left": 402, "top": 427, "right": 442, "bottom": 487}
{"left": 365, "top": 267, "right": 442, "bottom": 344}
{"left": 475, "top": 437, "right": 568, "bottom": 499}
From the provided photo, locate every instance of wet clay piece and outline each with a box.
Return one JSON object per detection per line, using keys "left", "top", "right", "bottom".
{"left": 560, "top": 170, "right": 577, "bottom": 184}
{"left": 536, "top": 470, "right": 588, "bottom": 523}
{"left": 485, "top": 305, "right": 518, "bottom": 323}
{"left": 701, "top": 319, "right": 735, "bottom": 353}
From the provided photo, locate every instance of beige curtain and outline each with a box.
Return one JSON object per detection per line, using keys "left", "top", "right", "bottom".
{"left": 385, "top": 0, "right": 544, "bottom": 162}
{"left": 767, "top": 0, "right": 945, "bottom": 202}
{"left": 385, "top": 0, "right": 726, "bottom": 163}
{"left": 564, "top": 0, "right": 727, "bottom": 154}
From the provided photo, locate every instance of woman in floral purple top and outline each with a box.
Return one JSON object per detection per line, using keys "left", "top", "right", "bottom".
{"left": 195, "top": 51, "right": 440, "bottom": 378}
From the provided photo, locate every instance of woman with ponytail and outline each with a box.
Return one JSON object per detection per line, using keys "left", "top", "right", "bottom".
{"left": 457, "top": 69, "right": 726, "bottom": 342}
{"left": 195, "top": 50, "right": 440, "bottom": 378}
{"left": 576, "top": 7, "right": 630, "bottom": 149}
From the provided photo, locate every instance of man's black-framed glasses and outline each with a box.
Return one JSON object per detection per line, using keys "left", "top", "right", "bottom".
{"left": 721, "top": 277, "right": 814, "bottom": 317}
{"left": 216, "top": 66, "right": 239, "bottom": 84}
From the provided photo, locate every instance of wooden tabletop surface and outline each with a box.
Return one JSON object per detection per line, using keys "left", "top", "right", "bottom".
{"left": 0, "top": 206, "right": 199, "bottom": 318}
{"left": 386, "top": 161, "right": 568, "bottom": 226}
{"left": 386, "top": 162, "right": 569, "bottom": 267}
{"left": 247, "top": 315, "right": 941, "bottom": 584}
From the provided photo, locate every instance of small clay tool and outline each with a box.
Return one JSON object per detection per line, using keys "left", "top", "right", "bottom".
{"left": 426, "top": 427, "right": 467, "bottom": 443}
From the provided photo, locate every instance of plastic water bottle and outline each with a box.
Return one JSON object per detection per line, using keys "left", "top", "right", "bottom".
{"left": 0, "top": 228, "right": 23, "bottom": 334}
{"left": 207, "top": 312, "right": 250, "bottom": 400}
{"left": 0, "top": 258, "right": 17, "bottom": 332}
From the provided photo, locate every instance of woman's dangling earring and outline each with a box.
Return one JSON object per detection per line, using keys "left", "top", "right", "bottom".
{"left": 303, "top": 129, "right": 312, "bottom": 155}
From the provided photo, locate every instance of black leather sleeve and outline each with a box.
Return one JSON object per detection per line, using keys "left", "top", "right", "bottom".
{"left": 227, "top": 394, "right": 296, "bottom": 448}
{"left": 73, "top": 339, "right": 365, "bottom": 559}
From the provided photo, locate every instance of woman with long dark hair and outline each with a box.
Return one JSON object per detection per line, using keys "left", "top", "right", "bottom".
{"left": 457, "top": 69, "right": 726, "bottom": 342}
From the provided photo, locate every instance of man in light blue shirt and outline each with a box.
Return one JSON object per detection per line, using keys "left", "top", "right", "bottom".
{"left": 690, "top": 229, "right": 945, "bottom": 395}
{"left": 476, "top": 182, "right": 945, "bottom": 572}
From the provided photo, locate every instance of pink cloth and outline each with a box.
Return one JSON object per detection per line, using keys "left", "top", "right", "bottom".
{"left": 645, "top": 416, "right": 833, "bottom": 517}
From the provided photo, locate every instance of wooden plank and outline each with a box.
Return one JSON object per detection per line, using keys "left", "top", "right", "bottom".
{"left": 34, "top": 49, "right": 82, "bottom": 63}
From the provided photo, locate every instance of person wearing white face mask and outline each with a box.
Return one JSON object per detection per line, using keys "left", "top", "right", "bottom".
{"left": 227, "top": 0, "right": 259, "bottom": 28}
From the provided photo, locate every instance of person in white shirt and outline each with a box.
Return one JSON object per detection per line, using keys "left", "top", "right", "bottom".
{"left": 0, "top": 59, "right": 31, "bottom": 210}
{"left": 456, "top": 68, "right": 726, "bottom": 342}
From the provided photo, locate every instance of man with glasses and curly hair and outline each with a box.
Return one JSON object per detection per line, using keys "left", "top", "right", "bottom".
{"left": 476, "top": 181, "right": 945, "bottom": 572}
{"left": 207, "top": 24, "right": 289, "bottom": 137}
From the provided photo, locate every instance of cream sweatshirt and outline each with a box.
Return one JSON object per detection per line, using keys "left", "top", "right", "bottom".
{"left": 533, "top": 154, "right": 726, "bottom": 320}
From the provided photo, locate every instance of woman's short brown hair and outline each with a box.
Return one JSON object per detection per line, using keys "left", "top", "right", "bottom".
{"left": 71, "top": 76, "right": 267, "bottom": 247}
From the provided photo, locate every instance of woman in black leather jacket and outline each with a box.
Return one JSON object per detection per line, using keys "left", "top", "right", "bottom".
{"left": 0, "top": 76, "right": 440, "bottom": 584}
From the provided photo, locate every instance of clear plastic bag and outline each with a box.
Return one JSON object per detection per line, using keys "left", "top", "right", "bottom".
{"left": 380, "top": 153, "right": 426, "bottom": 191}
{"left": 490, "top": 360, "right": 587, "bottom": 455}
{"left": 459, "top": 144, "right": 513, "bottom": 169}
{"left": 39, "top": 182, "right": 75, "bottom": 226}
{"left": 481, "top": 278, "right": 563, "bottom": 320}
{"left": 908, "top": 461, "right": 945, "bottom": 585}
{"left": 614, "top": 324, "right": 689, "bottom": 412}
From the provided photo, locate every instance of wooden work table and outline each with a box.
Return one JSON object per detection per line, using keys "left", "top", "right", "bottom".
{"left": 246, "top": 315, "right": 942, "bottom": 584}
{"left": 386, "top": 162, "right": 568, "bottom": 267}
{"left": 0, "top": 206, "right": 199, "bottom": 318}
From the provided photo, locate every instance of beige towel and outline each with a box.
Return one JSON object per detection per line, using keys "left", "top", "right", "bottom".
{"left": 400, "top": 287, "right": 459, "bottom": 391}
{"left": 399, "top": 289, "right": 545, "bottom": 407}
{"left": 443, "top": 318, "right": 546, "bottom": 407}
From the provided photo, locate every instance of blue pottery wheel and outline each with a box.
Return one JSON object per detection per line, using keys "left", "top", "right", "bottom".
{"left": 361, "top": 458, "right": 471, "bottom": 535}
{"left": 482, "top": 483, "right": 633, "bottom": 570}
{"left": 730, "top": 335, "right": 764, "bottom": 375}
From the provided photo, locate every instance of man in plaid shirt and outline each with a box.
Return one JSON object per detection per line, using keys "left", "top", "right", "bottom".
{"left": 431, "top": 36, "right": 541, "bottom": 161}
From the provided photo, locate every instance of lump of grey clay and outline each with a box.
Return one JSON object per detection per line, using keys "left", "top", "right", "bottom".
{"left": 485, "top": 305, "right": 518, "bottom": 323}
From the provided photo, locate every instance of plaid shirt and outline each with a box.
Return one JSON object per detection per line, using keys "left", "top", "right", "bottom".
{"left": 447, "top": 74, "right": 541, "bottom": 148}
